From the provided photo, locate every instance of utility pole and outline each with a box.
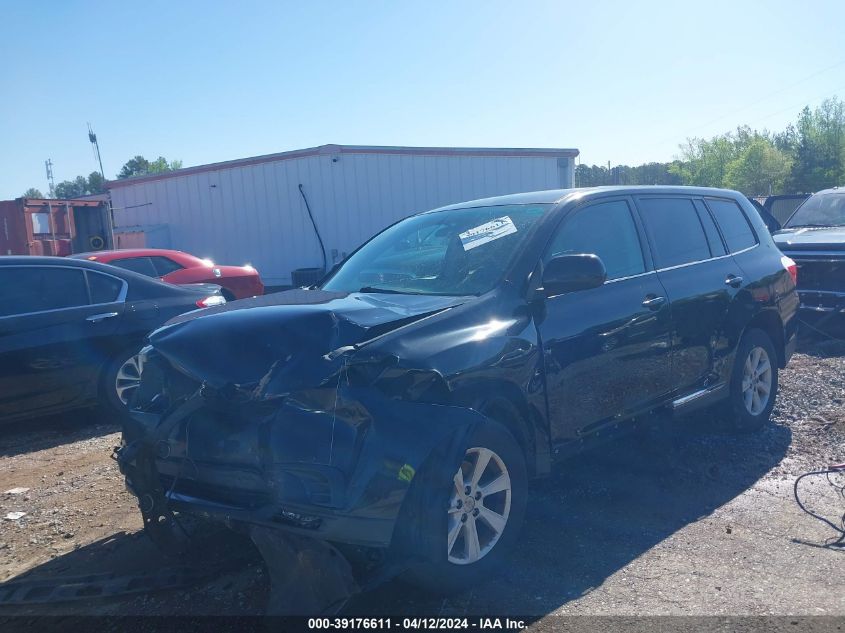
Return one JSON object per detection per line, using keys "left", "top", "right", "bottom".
{"left": 88, "top": 123, "right": 115, "bottom": 249}
{"left": 88, "top": 123, "right": 105, "bottom": 180}
{"left": 44, "top": 159, "right": 55, "bottom": 198}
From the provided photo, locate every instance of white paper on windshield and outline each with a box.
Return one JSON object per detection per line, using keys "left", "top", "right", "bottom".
{"left": 459, "top": 216, "right": 517, "bottom": 251}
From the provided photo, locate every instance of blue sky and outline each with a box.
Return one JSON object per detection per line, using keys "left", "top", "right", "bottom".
{"left": 1, "top": 0, "right": 843, "bottom": 198}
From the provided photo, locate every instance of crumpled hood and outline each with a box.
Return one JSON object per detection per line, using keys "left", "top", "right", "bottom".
{"left": 774, "top": 227, "right": 845, "bottom": 251}
{"left": 147, "top": 288, "right": 465, "bottom": 392}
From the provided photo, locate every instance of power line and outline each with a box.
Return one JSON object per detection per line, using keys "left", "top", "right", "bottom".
{"left": 686, "top": 60, "right": 845, "bottom": 135}
{"left": 655, "top": 60, "right": 845, "bottom": 149}
{"left": 746, "top": 85, "right": 845, "bottom": 127}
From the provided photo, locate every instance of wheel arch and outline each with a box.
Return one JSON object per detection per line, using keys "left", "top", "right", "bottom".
{"left": 741, "top": 309, "right": 786, "bottom": 368}
{"left": 450, "top": 380, "right": 549, "bottom": 478}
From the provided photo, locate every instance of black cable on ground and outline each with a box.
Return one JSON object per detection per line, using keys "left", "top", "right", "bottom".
{"left": 298, "top": 183, "right": 327, "bottom": 273}
{"left": 793, "top": 465, "right": 845, "bottom": 548}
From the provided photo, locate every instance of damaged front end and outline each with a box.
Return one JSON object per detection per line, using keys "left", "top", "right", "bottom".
{"left": 114, "top": 290, "right": 486, "bottom": 598}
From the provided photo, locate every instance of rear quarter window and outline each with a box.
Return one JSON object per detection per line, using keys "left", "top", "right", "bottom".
{"left": 111, "top": 257, "right": 158, "bottom": 277}
{"left": 150, "top": 256, "right": 184, "bottom": 276}
{"left": 87, "top": 271, "right": 124, "bottom": 304}
{"left": 706, "top": 199, "right": 758, "bottom": 253}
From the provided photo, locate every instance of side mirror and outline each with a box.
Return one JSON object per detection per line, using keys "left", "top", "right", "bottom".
{"left": 542, "top": 254, "right": 607, "bottom": 296}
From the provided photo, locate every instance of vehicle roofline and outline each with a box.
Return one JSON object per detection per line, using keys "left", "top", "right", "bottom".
{"left": 425, "top": 186, "right": 748, "bottom": 214}
{"left": 70, "top": 248, "right": 187, "bottom": 259}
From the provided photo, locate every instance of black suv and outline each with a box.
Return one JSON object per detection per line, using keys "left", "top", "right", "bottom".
{"left": 773, "top": 186, "right": 845, "bottom": 317}
{"left": 117, "top": 186, "right": 798, "bottom": 592}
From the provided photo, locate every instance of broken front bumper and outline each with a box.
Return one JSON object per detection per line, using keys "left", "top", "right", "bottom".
{"left": 116, "top": 387, "right": 483, "bottom": 549}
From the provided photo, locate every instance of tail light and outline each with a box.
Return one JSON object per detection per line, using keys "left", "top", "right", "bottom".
{"left": 196, "top": 295, "right": 226, "bottom": 308}
{"left": 780, "top": 255, "right": 798, "bottom": 286}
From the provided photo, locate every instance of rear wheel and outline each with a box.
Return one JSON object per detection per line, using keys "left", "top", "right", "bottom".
{"left": 101, "top": 347, "right": 144, "bottom": 416}
{"left": 402, "top": 420, "right": 527, "bottom": 592}
{"left": 723, "top": 328, "right": 778, "bottom": 432}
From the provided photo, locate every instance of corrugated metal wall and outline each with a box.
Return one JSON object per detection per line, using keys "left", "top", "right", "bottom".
{"left": 110, "top": 151, "right": 574, "bottom": 285}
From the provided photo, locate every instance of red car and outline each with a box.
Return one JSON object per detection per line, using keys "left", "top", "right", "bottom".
{"left": 70, "top": 248, "right": 264, "bottom": 300}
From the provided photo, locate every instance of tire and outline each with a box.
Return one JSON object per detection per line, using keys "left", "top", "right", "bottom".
{"left": 401, "top": 420, "right": 528, "bottom": 593}
{"left": 100, "top": 346, "right": 144, "bottom": 417}
{"left": 723, "top": 328, "right": 779, "bottom": 433}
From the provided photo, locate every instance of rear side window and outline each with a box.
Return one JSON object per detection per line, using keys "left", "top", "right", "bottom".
{"left": 87, "top": 272, "right": 123, "bottom": 304}
{"left": 0, "top": 267, "right": 88, "bottom": 317}
{"left": 694, "top": 200, "right": 727, "bottom": 257}
{"left": 706, "top": 199, "right": 757, "bottom": 252}
{"left": 110, "top": 257, "right": 157, "bottom": 277}
{"left": 546, "top": 199, "right": 645, "bottom": 280}
{"left": 637, "top": 198, "right": 711, "bottom": 268}
{"left": 149, "top": 256, "right": 184, "bottom": 276}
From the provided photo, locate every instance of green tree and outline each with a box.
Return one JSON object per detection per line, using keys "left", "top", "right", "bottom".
{"left": 22, "top": 187, "right": 44, "bottom": 198}
{"left": 53, "top": 172, "right": 106, "bottom": 198}
{"left": 575, "top": 161, "right": 681, "bottom": 187}
{"left": 724, "top": 137, "right": 792, "bottom": 195}
{"left": 87, "top": 171, "right": 106, "bottom": 194}
{"left": 118, "top": 155, "right": 182, "bottom": 179}
{"left": 528, "top": 98, "right": 845, "bottom": 195}
{"left": 671, "top": 135, "right": 739, "bottom": 187}
{"left": 117, "top": 156, "right": 150, "bottom": 178}
{"left": 787, "top": 98, "right": 845, "bottom": 191}
{"left": 54, "top": 175, "right": 90, "bottom": 198}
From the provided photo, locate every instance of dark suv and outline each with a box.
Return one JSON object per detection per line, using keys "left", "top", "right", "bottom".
{"left": 773, "top": 186, "right": 845, "bottom": 317}
{"left": 117, "top": 186, "right": 798, "bottom": 592}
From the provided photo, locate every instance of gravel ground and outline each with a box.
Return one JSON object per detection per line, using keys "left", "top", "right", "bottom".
{"left": 0, "top": 337, "right": 843, "bottom": 618}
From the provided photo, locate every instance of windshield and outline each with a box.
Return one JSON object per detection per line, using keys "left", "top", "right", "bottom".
{"left": 785, "top": 192, "right": 845, "bottom": 228}
{"left": 322, "top": 204, "right": 550, "bottom": 296}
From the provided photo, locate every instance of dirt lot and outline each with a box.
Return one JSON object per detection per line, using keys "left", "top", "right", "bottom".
{"left": 1, "top": 337, "right": 844, "bottom": 618}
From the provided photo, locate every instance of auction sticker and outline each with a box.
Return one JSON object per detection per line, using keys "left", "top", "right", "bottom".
{"left": 458, "top": 216, "right": 517, "bottom": 251}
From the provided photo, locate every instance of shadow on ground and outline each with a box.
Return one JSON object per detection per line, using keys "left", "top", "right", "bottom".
{"left": 3, "top": 411, "right": 790, "bottom": 616}
{"left": 0, "top": 409, "right": 119, "bottom": 460}
{"left": 348, "top": 416, "right": 792, "bottom": 615}
{"left": 0, "top": 526, "right": 266, "bottom": 616}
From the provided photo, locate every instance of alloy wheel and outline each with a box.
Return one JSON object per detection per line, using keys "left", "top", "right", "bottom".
{"left": 741, "top": 346, "right": 772, "bottom": 416}
{"left": 115, "top": 353, "right": 143, "bottom": 407}
{"left": 447, "top": 446, "right": 511, "bottom": 565}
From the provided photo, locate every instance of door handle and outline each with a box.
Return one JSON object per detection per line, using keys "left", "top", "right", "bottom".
{"left": 725, "top": 275, "right": 743, "bottom": 288}
{"left": 86, "top": 312, "right": 119, "bottom": 323}
{"left": 641, "top": 295, "right": 666, "bottom": 310}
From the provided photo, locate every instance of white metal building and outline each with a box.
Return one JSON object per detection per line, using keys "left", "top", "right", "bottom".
{"left": 107, "top": 144, "right": 579, "bottom": 286}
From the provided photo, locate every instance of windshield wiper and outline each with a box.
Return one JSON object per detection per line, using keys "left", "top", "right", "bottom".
{"left": 787, "top": 223, "right": 841, "bottom": 228}
{"left": 357, "top": 286, "right": 412, "bottom": 294}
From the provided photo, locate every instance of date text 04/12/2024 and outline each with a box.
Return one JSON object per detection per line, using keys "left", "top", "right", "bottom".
{"left": 307, "top": 618, "right": 528, "bottom": 630}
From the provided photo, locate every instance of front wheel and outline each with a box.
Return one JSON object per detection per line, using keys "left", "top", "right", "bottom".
{"left": 724, "top": 328, "right": 779, "bottom": 432}
{"left": 402, "top": 420, "right": 527, "bottom": 593}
